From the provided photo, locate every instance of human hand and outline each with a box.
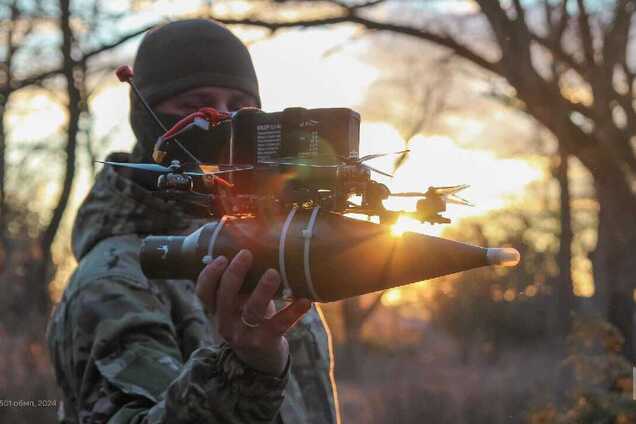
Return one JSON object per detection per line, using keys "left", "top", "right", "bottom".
{"left": 196, "top": 249, "right": 311, "bottom": 376}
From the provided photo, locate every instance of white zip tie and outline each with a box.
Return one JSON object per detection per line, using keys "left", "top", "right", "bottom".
{"left": 279, "top": 206, "right": 298, "bottom": 299}
{"left": 202, "top": 216, "right": 228, "bottom": 264}
{"left": 302, "top": 206, "right": 321, "bottom": 302}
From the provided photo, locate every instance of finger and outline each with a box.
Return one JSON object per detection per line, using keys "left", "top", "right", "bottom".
{"left": 195, "top": 256, "right": 228, "bottom": 314}
{"left": 268, "top": 298, "right": 312, "bottom": 335}
{"left": 217, "top": 249, "right": 253, "bottom": 322}
{"left": 234, "top": 294, "right": 276, "bottom": 317}
{"left": 241, "top": 269, "right": 281, "bottom": 327}
{"left": 264, "top": 301, "right": 277, "bottom": 319}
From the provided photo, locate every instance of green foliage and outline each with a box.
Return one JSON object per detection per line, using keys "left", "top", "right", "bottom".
{"left": 529, "top": 315, "right": 636, "bottom": 424}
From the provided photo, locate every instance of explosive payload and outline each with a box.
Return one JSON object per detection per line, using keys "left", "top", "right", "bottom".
{"left": 106, "top": 65, "right": 520, "bottom": 302}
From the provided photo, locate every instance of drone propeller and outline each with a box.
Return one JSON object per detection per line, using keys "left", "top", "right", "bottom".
{"left": 261, "top": 150, "right": 409, "bottom": 177}
{"left": 344, "top": 149, "right": 410, "bottom": 178}
{"left": 360, "top": 164, "right": 393, "bottom": 178}
{"left": 262, "top": 158, "right": 395, "bottom": 177}
{"left": 390, "top": 184, "right": 474, "bottom": 207}
{"left": 356, "top": 150, "right": 410, "bottom": 163}
{"left": 260, "top": 158, "right": 340, "bottom": 168}
{"left": 388, "top": 192, "right": 428, "bottom": 197}
{"left": 98, "top": 161, "right": 173, "bottom": 173}
{"left": 187, "top": 164, "right": 254, "bottom": 176}
{"left": 99, "top": 161, "right": 254, "bottom": 177}
{"left": 430, "top": 184, "right": 470, "bottom": 195}
{"left": 432, "top": 184, "right": 473, "bottom": 207}
{"left": 445, "top": 195, "right": 474, "bottom": 207}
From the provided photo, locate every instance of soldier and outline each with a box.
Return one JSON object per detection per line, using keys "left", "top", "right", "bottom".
{"left": 47, "top": 19, "right": 340, "bottom": 423}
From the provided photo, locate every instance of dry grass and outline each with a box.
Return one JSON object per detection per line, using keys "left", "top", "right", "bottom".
{"left": 335, "top": 328, "right": 565, "bottom": 424}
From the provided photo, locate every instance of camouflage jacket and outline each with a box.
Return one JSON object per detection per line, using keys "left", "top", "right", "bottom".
{"left": 47, "top": 153, "right": 340, "bottom": 423}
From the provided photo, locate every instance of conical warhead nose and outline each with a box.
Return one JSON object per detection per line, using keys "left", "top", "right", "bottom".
{"left": 486, "top": 248, "right": 521, "bottom": 267}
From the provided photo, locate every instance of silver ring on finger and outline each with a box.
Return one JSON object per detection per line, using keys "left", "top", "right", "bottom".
{"left": 241, "top": 314, "right": 261, "bottom": 328}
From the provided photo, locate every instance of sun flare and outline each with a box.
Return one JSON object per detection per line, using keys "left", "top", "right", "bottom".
{"left": 357, "top": 123, "right": 543, "bottom": 239}
{"left": 391, "top": 215, "right": 421, "bottom": 237}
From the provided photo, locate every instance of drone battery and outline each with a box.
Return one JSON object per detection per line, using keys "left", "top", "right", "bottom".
{"left": 228, "top": 107, "right": 360, "bottom": 195}
{"left": 279, "top": 107, "right": 360, "bottom": 160}
{"left": 231, "top": 107, "right": 361, "bottom": 164}
{"left": 231, "top": 108, "right": 283, "bottom": 164}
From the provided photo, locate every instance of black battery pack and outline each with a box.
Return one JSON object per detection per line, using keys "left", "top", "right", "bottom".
{"left": 231, "top": 107, "right": 360, "bottom": 164}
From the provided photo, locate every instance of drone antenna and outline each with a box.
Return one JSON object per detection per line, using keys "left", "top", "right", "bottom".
{"left": 116, "top": 65, "right": 201, "bottom": 165}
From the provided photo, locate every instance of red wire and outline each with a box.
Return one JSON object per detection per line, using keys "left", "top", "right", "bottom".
{"left": 160, "top": 107, "right": 234, "bottom": 189}
{"left": 161, "top": 107, "right": 231, "bottom": 141}
{"left": 212, "top": 176, "right": 234, "bottom": 189}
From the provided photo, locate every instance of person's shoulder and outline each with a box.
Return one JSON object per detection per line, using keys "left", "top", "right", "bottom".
{"left": 48, "top": 234, "right": 151, "bottom": 357}
{"left": 67, "top": 234, "right": 149, "bottom": 299}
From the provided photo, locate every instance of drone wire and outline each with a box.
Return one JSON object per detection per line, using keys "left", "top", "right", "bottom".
{"left": 134, "top": 89, "right": 202, "bottom": 165}
{"left": 117, "top": 65, "right": 202, "bottom": 165}
{"left": 160, "top": 108, "right": 232, "bottom": 166}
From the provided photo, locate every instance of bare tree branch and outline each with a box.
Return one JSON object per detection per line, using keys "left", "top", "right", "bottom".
{"left": 602, "top": 0, "right": 633, "bottom": 71}
{"left": 359, "top": 291, "right": 385, "bottom": 324}
{"left": 326, "top": 0, "right": 386, "bottom": 11}
{"left": 531, "top": 35, "right": 585, "bottom": 75}
{"left": 536, "top": 0, "right": 583, "bottom": 77}
{"left": 215, "top": 15, "right": 502, "bottom": 74}
{"left": 556, "top": 0, "right": 571, "bottom": 40}
{"left": 512, "top": 0, "right": 527, "bottom": 26}
{"left": 474, "top": 0, "right": 515, "bottom": 50}
{"left": 475, "top": 0, "right": 537, "bottom": 84}
{"left": 13, "top": 23, "right": 155, "bottom": 91}
{"left": 563, "top": 97, "right": 594, "bottom": 118}
{"left": 575, "top": 0, "right": 596, "bottom": 65}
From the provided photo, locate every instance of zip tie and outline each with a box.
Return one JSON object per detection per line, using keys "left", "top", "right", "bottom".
{"left": 279, "top": 206, "right": 298, "bottom": 299}
{"left": 202, "top": 216, "right": 228, "bottom": 264}
{"left": 302, "top": 206, "right": 321, "bottom": 302}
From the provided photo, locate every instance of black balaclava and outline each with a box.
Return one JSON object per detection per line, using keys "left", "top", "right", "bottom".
{"left": 129, "top": 18, "right": 260, "bottom": 163}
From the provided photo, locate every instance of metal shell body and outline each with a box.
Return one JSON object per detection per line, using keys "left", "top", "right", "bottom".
{"left": 140, "top": 210, "right": 490, "bottom": 302}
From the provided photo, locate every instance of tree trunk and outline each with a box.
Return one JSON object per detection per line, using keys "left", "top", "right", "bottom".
{"left": 340, "top": 298, "right": 366, "bottom": 377}
{"left": 591, "top": 164, "right": 636, "bottom": 360}
{"left": 0, "top": 2, "right": 17, "bottom": 256}
{"left": 33, "top": 0, "right": 82, "bottom": 315}
{"left": 554, "top": 146, "right": 575, "bottom": 335}
{"left": 0, "top": 100, "right": 7, "bottom": 250}
{"left": 339, "top": 294, "right": 384, "bottom": 377}
{"left": 526, "top": 99, "right": 636, "bottom": 357}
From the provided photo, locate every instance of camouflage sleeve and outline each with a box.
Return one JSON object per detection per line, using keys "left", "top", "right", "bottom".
{"left": 65, "top": 277, "right": 288, "bottom": 423}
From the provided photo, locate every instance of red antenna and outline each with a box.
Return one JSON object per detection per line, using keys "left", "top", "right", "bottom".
{"left": 115, "top": 65, "right": 134, "bottom": 82}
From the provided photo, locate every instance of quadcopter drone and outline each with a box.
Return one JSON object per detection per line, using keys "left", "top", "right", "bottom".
{"left": 104, "top": 65, "right": 473, "bottom": 225}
